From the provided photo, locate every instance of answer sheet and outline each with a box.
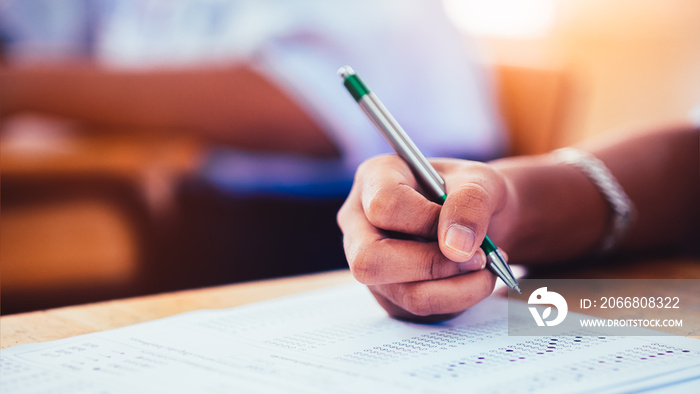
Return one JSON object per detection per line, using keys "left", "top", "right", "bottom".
{"left": 2, "top": 283, "right": 699, "bottom": 393}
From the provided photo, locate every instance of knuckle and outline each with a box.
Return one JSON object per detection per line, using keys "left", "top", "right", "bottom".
{"left": 412, "top": 200, "right": 440, "bottom": 236}
{"left": 336, "top": 202, "right": 350, "bottom": 230}
{"left": 424, "top": 247, "right": 448, "bottom": 280}
{"left": 459, "top": 182, "right": 492, "bottom": 208}
{"left": 355, "top": 162, "right": 370, "bottom": 181}
{"left": 358, "top": 154, "right": 395, "bottom": 176}
{"left": 401, "top": 287, "right": 436, "bottom": 316}
{"left": 459, "top": 273, "right": 495, "bottom": 308}
{"left": 367, "top": 185, "right": 434, "bottom": 233}
{"left": 348, "top": 245, "right": 379, "bottom": 284}
{"left": 365, "top": 187, "right": 400, "bottom": 229}
{"left": 449, "top": 182, "right": 493, "bottom": 221}
{"left": 478, "top": 272, "right": 497, "bottom": 296}
{"left": 471, "top": 272, "right": 496, "bottom": 301}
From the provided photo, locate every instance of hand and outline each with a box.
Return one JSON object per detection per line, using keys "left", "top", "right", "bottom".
{"left": 337, "top": 155, "right": 518, "bottom": 322}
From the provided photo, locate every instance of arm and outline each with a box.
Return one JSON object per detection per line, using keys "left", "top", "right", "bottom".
{"left": 0, "top": 63, "right": 338, "bottom": 157}
{"left": 337, "top": 124, "right": 699, "bottom": 321}
{"left": 499, "top": 124, "right": 699, "bottom": 263}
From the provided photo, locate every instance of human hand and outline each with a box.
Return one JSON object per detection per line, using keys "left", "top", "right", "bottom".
{"left": 337, "top": 155, "right": 518, "bottom": 322}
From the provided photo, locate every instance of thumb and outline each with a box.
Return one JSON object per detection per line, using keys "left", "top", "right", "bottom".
{"left": 438, "top": 181, "right": 502, "bottom": 263}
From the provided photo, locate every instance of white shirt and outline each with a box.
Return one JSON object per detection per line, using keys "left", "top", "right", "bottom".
{"left": 1, "top": 0, "right": 506, "bottom": 197}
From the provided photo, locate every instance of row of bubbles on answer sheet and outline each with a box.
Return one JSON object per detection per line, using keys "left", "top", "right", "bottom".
{"left": 334, "top": 318, "right": 506, "bottom": 366}
{"left": 0, "top": 357, "right": 73, "bottom": 393}
{"left": 263, "top": 318, "right": 400, "bottom": 352}
{"left": 0, "top": 341, "right": 118, "bottom": 394}
{"left": 406, "top": 336, "right": 694, "bottom": 390}
{"left": 192, "top": 299, "right": 365, "bottom": 336}
{"left": 407, "top": 336, "right": 608, "bottom": 380}
{"left": 489, "top": 343, "right": 695, "bottom": 394}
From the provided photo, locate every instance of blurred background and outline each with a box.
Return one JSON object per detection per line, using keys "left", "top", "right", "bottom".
{"left": 443, "top": 0, "right": 700, "bottom": 145}
{"left": 2, "top": 0, "right": 699, "bottom": 314}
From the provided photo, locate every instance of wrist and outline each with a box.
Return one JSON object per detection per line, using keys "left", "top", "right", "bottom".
{"left": 489, "top": 154, "right": 610, "bottom": 264}
{"left": 553, "top": 147, "right": 635, "bottom": 253}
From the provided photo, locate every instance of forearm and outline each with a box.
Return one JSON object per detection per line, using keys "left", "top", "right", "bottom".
{"left": 492, "top": 125, "right": 699, "bottom": 265}
{"left": 1, "top": 63, "right": 338, "bottom": 157}
{"left": 492, "top": 154, "right": 609, "bottom": 264}
{"left": 588, "top": 125, "right": 700, "bottom": 252}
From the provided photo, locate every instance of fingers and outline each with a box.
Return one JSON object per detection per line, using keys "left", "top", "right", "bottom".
{"left": 349, "top": 237, "right": 487, "bottom": 285}
{"left": 339, "top": 184, "right": 487, "bottom": 285}
{"left": 337, "top": 154, "right": 508, "bottom": 322}
{"left": 368, "top": 269, "right": 497, "bottom": 321}
{"left": 369, "top": 291, "right": 464, "bottom": 323}
{"left": 358, "top": 155, "right": 442, "bottom": 238}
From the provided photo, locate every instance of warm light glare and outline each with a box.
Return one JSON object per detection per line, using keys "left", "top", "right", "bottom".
{"left": 443, "top": 0, "right": 555, "bottom": 38}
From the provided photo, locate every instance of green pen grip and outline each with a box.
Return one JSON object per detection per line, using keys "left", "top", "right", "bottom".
{"left": 343, "top": 74, "right": 370, "bottom": 102}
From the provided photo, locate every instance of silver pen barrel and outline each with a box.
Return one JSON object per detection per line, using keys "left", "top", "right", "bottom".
{"left": 358, "top": 92, "right": 447, "bottom": 200}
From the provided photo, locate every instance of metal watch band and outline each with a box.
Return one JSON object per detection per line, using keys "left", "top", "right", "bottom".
{"left": 554, "top": 147, "right": 635, "bottom": 252}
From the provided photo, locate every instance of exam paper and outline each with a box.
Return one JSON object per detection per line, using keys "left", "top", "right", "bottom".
{"left": 2, "top": 283, "right": 699, "bottom": 393}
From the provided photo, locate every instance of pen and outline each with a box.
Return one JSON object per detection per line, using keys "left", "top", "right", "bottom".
{"left": 338, "top": 65, "right": 521, "bottom": 294}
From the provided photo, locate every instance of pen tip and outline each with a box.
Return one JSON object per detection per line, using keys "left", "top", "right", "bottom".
{"left": 514, "top": 286, "right": 522, "bottom": 294}
{"left": 337, "top": 65, "right": 355, "bottom": 79}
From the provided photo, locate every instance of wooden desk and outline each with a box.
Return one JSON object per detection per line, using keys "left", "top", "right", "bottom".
{"left": 0, "top": 270, "right": 355, "bottom": 350}
{"left": 3, "top": 257, "right": 699, "bottom": 350}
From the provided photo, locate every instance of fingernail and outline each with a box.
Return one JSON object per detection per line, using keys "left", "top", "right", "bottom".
{"left": 445, "top": 224, "right": 476, "bottom": 258}
{"left": 458, "top": 249, "right": 486, "bottom": 271}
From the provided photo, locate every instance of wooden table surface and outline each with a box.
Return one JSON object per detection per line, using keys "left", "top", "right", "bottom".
{"left": 3, "top": 256, "right": 699, "bottom": 350}
{"left": 0, "top": 270, "right": 356, "bottom": 350}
